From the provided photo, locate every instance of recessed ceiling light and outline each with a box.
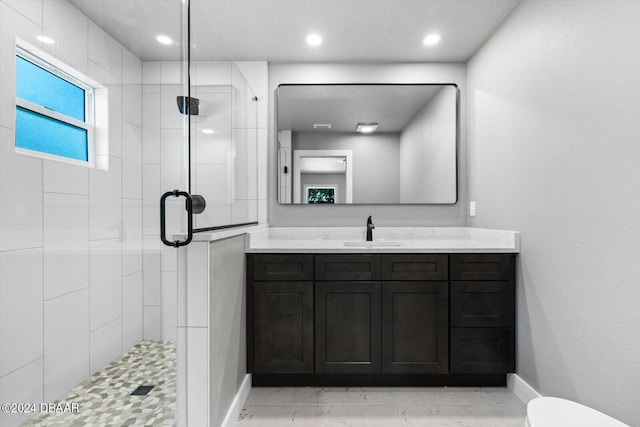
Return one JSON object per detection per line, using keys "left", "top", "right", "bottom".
{"left": 201, "top": 128, "right": 215, "bottom": 135}
{"left": 356, "top": 123, "right": 378, "bottom": 133}
{"left": 313, "top": 124, "right": 331, "bottom": 129}
{"left": 156, "top": 35, "right": 173, "bottom": 45}
{"left": 37, "top": 35, "right": 55, "bottom": 45}
{"left": 423, "top": 33, "right": 441, "bottom": 46}
{"left": 306, "top": 34, "right": 323, "bottom": 47}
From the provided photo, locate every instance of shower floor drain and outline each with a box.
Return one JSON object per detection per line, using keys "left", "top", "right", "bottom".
{"left": 131, "top": 385, "right": 155, "bottom": 396}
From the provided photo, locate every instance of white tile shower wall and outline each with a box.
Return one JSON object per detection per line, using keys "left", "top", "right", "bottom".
{"left": 0, "top": 358, "right": 43, "bottom": 427}
{"left": 43, "top": 193, "right": 89, "bottom": 300}
{"left": 0, "top": 249, "right": 43, "bottom": 377}
{"left": 235, "top": 61, "right": 269, "bottom": 225}
{"left": 43, "top": 288, "right": 90, "bottom": 402}
{"left": 0, "top": 2, "right": 143, "bottom": 425}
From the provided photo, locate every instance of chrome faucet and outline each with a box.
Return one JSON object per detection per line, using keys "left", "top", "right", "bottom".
{"left": 366, "top": 215, "right": 375, "bottom": 241}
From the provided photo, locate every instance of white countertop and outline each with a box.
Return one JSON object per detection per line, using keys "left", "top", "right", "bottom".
{"left": 245, "top": 227, "right": 519, "bottom": 253}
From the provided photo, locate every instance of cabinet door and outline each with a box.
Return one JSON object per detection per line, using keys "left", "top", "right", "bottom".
{"left": 315, "top": 282, "right": 381, "bottom": 374}
{"left": 381, "top": 282, "right": 448, "bottom": 374}
{"left": 254, "top": 282, "right": 314, "bottom": 373}
{"left": 450, "top": 328, "right": 514, "bottom": 373}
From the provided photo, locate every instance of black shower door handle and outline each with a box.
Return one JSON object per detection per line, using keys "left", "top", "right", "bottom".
{"left": 160, "top": 190, "right": 193, "bottom": 247}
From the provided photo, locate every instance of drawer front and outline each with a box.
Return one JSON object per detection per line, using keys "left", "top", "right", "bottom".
{"left": 450, "top": 254, "right": 513, "bottom": 281}
{"left": 450, "top": 281, "right": 513, "bottom": 328}
{"left": 450, "top": 328, "right": 514, "bottom": 374}
{"left": 381, "top": 254, "right": 448, "bottom": 281}
{"left": 315, "top": 255, "right": 381, "bottom": 281}
{"left": 252, "top": 254, "right": 313, "bottom": 281}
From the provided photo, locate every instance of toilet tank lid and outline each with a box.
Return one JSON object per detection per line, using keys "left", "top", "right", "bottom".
{"left": 527, "top": 397, "right": 628, "bottom": 427}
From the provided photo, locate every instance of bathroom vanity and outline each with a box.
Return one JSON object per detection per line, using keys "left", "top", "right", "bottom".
{"left": 245, "top": 228, "right": 519, "bottom": 386}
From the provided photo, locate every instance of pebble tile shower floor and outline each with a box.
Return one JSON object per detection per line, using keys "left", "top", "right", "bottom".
{"left": 237, "top": 386, "right": 526, "bottom": 427}
{"left": 24, "top": 341, "right": 176, "bottom": 426}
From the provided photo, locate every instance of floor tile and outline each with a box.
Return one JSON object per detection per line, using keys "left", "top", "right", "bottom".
{"left": 25, "top": 341, "right": 176, "bottom": 426}
{"left": 239, "top": 386, "right": 526, "bottom": 427}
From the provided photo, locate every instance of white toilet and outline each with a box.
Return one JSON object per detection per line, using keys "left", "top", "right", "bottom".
{"left": 526, "top": 397, "right": 629, "bottom": 427}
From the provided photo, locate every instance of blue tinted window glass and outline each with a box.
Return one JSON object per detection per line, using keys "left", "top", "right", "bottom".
{"left": 16, "top": 56, "right": 85, "bottom": 121}
{"left": 16, "top": 107, "right": 88, "bottom": 161}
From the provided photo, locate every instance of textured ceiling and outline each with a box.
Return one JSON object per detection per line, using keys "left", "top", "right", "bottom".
{"left": 69, "top": 0, "right": 522, "bottom": 62}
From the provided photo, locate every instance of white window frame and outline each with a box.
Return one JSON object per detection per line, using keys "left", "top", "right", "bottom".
{"left": 14, "top": 38, "right": 106, "bottom": 168}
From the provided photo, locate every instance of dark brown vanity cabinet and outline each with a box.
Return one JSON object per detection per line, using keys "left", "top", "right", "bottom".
{"left": 449, "top": 254, "right": 516, "bottom": 374}
{"left": 247, "top": 253, "right": 516, "bottom": 384}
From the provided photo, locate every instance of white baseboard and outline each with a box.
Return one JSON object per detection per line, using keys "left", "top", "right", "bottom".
{"left": 507, "top": 373, "right": 542, "bottom": 405}
{"left": 221, "top": 374, "right": 252, "bottom": 427}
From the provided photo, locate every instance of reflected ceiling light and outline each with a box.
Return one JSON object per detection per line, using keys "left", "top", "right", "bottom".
{"left": 201, "top": 128, "right": 215, "bottom": 134}
{"left": 156, "top": 35, "right": 173, "bottom": 45}
{"left": 422, "top": 33, "right": 441, "bottom": 46}
{"left": 306, "top": 33, "right": 323, "bottom": 46}
{"left": 37, "top": 35, "right": 55, "bottom": 45}
{"left": 313, "top": 124, "right": 331, "bottom": 129}
{"left": 356, "top": 123, "right": 378, "bottom": 133}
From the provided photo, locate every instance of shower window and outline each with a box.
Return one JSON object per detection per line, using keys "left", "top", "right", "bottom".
{"left": 14, "top": 40, "right": 105, "bottom": 166}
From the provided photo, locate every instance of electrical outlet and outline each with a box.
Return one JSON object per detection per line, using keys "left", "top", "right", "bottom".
{"left": 469, "top": 201, "right": 476, "bottom": 217}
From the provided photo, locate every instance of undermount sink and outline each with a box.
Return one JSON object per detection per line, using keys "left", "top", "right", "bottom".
{"left": 343, "top": 241, "right": 403, "bottom": 247}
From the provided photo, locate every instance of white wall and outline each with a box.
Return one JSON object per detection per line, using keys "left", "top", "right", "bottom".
{"left": 269, "top": 63, "right": 467, "bottom": 226}
{"left": 293, "top": 132, "right": 400, "bottom": 203}
{"left": 0, "top": 1, "right": 143, "bottom": 425}
{"left": 399, "top": 86, "right": 457, "bottom": 203}
{"left": 467, "top": 1, "right": 640, "bottom": 424}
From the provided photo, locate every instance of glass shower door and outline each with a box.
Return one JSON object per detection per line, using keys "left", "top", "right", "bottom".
{"left": 0, "top": 1, "right": 188, "bottom": 426}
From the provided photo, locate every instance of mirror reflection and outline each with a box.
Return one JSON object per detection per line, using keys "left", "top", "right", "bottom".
{"left": 277, "top": 84, "right": 458, "bottom": 205}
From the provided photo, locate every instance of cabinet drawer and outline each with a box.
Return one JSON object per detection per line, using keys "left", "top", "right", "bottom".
{"left": 252, "top": 254, "right": 313, "bottom": 281}
{"left": 315, "top": 255, "right": 381, "bottom": 281}
{"left": 450, "top": 328, "right": 514, "bottom": 374}
{"left": 381, "top": 254, "right": 447, "bottom": 281}
{"left": 450, "top": 254, "right": 513, "bottom": 281}
{"left": 450, "top": 281, "right": 513, "bottom": 328}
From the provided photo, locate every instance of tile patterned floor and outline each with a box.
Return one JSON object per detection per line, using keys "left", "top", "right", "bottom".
{"left": 237, "top": 386, "right": 526, "bottom": 427}
{"left": 25, "top": 341, "right": 177, "bottom": 426}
